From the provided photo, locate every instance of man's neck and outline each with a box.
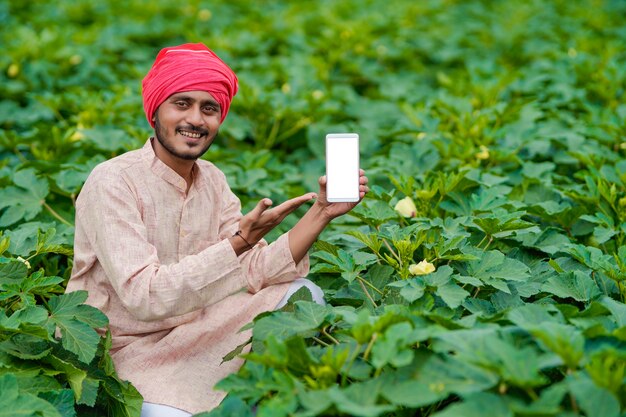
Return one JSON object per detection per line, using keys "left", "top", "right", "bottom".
{"left": 151, "top": 138, "right": 195, "bottom": 191}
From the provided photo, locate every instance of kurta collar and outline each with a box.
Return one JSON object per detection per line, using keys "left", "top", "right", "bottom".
{"left": 140, "top": 138, "right": 198, "bottom": 194}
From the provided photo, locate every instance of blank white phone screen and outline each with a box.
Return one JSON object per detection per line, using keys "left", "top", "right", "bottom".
{"left": 326, "top": 133, "right": 359, "bottom": 202}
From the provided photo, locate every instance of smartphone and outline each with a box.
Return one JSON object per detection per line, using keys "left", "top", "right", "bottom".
{"left": 326, "top": 133, "right": 360, "bottom": 202}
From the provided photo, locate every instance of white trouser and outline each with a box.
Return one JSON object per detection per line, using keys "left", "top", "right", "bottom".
{"left": 140, "top": 278, "right": 324, "bottom": 416}
{"left": 274, "top": 277, "right": 325, "bottom": 308}
{"left": 141, "top": 403, "right": 192, "bottom": 417}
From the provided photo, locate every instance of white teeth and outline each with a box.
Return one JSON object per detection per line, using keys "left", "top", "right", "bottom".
{"left": 179, "top": 130, "right": 202, "bottom": 138}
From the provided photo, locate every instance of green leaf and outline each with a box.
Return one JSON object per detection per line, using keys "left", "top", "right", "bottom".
{"left": 380, "top": 379, "right": 447, "bottom": 408}
{"left": 418, "top": 353, "right": 499, "bottom": 395}
{"left": 312, "top": 240, "right": 339, "bottom": 257}
{"left": 529, "top": 323, "right": 585, "bottom": 369}
{"left": 311, "top": 249, "right": 365, "bottom": 282}
{"left": 434, "top": 328, "right": 547, "bottom": 388}
{"left": 508, "top": 304, "right": 562, "bottom": 328}
{"left": 388, "top": 278, "right": 425, "bottom": 303}
{"left": 472, "top": 209, "right": 534, "bottom": 237}
{"left": 0, "top": 261, "right": 28, "bottom": 285}
{"left": 47, "top": 291, "right": 107, "bottom": 363}
{"left": 327, "top": 382, "right": 396, "bottom": 417}
{"left": 56, "top": 319, "right": 101, "bottom": 365}
{"left": 0, "top": 334, "right": 51, "bottom": 360}
{"left": 436, "top": 283, "right": 470, "bottom": 309}
{"left": 566, "top": 244, "right": 616, "bottom": 274}
{"left": 349, "top": 201, "right": 398, "bottom": 227}
{"left": 20, "top": 273, "right": 64, "bottom": 295}
{"left": 568, "top": 376, "right": 620, "bottom": 417}
{"left": 15, "top": 375, "right": 62, "bottom": 395}
{"left": 0, "top": 374, "right": 61, "bottom": 417}
{"left": 422, "top": 265, "right": 454, "bottom": 287}
{"left": 0, "top": 169, "right": 49, "bottom": 227}
{"left": 600, "top": 296, "right": 626, "bottom": 327}
{"left": 366, "top": 264, "right": 395, "bottom": 289}
{"left": 76, "top": 377, "right": 99, "bottom": 406}
{"left": 431, "top": 392, "right": 512, "bottom": 417}
{"left": 253, "top": 302, "right": 330, "bottom": 342}
{"left": 371, "top": 322, "right": 415, "bottom": 369}
{"left": 509, "top": 381, "right": 568, "bottom": 415}
{"left": 35, "top": 229, "right": 73, "bottom": 257}
{"left": 541, "top": 271, "right": 601, "bottom": 302}
{"left": 196, "top": 395, "right": 253, "bottom": 417}
{"left": 44, "top": 355, "right": 87, "bottom": 403}
{"left": 462, "top": 249, "right": 530, "bottom": 293}
{"left": 519, "top": 228, "right": 572, "bottom": 255}
{"left": 298, "top": 389, "right": 334, "bottom": 416}
{"left": 38, "top": 390, "right": 76, "bottom": 417}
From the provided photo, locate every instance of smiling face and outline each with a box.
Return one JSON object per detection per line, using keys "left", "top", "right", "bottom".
{"left": 152, "top": 90, "right": 222, "bottom": 163}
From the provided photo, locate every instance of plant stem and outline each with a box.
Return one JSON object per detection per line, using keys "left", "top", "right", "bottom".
{"left": 363, "top": 333, "right": 377, "bottom": 361}
{"left": 525, "top": 387, "right": 539, "bottom": 401}
{"left": 275, "top": 117, "right": 310, "bottom": 143}
{"left": 341, "top": 343, "right": 361, "bottom": 386}
{"left": 321, "top": 326, "right": 340, "bottom": 345}
{"left": 358, "top": 278, "right": 378, "bottom": 308}
{"left": 382, "top": 238, "right": 402, "bottom": 266}
{"left": 567, "top": 368, "right": 579, "bottom": 414}
{"left": 476, "top": 233, "right": 488, "bottom": 249}
{"left": 357, "top": 276, "right": 384, "bottom": 295}
{"left": 13, "top": 147, "right": 27, "bottom": 163}
{"left": 42, "top": 202, "right": 73, "bottom": 227}
{"left": 312, "top": 336, "right": 329, "bottom": 347}
{"left": 264, "top": 118, "right": 281, "bottom": 149}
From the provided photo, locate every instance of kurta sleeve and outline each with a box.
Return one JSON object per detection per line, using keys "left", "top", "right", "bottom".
{"left": 77, "top": 166, "right": 248, "bottom": 322}
{"left": 216, "top": 171, "right": 310, "bottom": 293}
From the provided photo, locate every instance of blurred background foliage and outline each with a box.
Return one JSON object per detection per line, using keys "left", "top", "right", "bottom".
{"left": 2, "top": 0, "right": 626, "bottom": 416}
{"left": 2, "top": 0, "right": 624, "bottom": 220}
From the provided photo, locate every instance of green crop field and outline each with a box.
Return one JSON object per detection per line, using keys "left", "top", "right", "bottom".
{"left": 1, "top": 0, "right": 626, "bottom": 416}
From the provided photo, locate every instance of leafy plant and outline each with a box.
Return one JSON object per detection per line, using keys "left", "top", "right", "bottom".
{"left": 1, "top": 0, "right": 626, "bottom": 415}
{"left": 0, "top": 230, "right": 141, "bottom": 416}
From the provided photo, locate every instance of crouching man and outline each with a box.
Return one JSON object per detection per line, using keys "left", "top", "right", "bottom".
{"left": 65, "top": 43, "right": 368, "bottom": 416}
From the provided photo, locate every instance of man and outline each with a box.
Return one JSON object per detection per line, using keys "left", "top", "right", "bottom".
{"left": 65, "top": 43, "right": 368, "bottom": 416}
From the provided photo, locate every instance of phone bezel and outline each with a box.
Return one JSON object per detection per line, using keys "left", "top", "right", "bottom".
{"left": 325, "top": 133, "right": 360, "bottom": 203}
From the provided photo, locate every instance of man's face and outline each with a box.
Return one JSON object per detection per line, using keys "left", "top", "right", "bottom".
{"left": 153, "top": 90, "right": 222, "bottom": 161}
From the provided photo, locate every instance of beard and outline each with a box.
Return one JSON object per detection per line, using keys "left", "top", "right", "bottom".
{"left": 154, "top": 114, "right": 216, "bottom": 161}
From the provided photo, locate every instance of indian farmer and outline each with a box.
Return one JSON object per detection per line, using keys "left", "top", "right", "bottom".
{"left": 65, "top": 43, "right": 368, "bottom": 416}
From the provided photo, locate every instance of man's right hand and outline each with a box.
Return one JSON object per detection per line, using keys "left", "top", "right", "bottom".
{"left": 229, "top": 193, "right": 316, "bottom": 255}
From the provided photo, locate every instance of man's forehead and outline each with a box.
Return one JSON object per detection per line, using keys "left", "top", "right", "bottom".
{"left": 168, "top": 91, "right": 219, "bottom": 103}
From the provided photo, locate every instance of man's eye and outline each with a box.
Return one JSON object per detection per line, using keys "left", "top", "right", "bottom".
{"left": 203, "top": 106, "right": 218, "bottom": 113}
{"left": 176, "top": 101, "right": 189, "bottom": 107}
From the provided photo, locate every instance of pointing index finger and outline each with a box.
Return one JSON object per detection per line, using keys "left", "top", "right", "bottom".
{"left": 271, "top": 193, "right": 316, "bottom": 216}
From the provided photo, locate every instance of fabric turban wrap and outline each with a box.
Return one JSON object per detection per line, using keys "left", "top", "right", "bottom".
{"left": 142, "top": 43, "right": 239, "bottom": 128}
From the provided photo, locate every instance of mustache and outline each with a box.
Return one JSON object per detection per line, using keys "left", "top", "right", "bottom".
{"left": 176, "top": 125, "right": 209, "bottom": 136}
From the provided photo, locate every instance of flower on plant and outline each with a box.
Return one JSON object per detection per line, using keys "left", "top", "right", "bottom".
{"left": 312, "top": 90, "right": 324, "bottom": 100}
{"left": 476, "top": 145, "right": 490, "bottom": 160}
{"left": 7, "top": 64, "right": 19, "bottom": 78}
{"left": 409, "top": 260, "right": 435, "bottom": 276}
{"left": 198, "top": 9, "right": 212, "bottom": 21}
{"left": 69, "top": 55, "right": 82, "bottom": 65}
{"left": 394, "top": 197, "right": 417, "bottom": 217}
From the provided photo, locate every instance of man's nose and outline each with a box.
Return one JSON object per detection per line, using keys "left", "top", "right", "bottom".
{"left": 186, "top": 106, "right": 205, "bottom": 126}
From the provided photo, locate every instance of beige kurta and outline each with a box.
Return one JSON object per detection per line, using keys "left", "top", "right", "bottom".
{"left": 65, "top": 138, "right": 309, "bottom": 414}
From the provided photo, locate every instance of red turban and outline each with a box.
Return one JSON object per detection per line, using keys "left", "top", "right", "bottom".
{"left": 142, "top": 43, "right": 239, "bottom": 128}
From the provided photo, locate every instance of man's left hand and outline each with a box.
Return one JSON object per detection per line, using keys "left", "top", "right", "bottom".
{"left": 314, "top": 169, "right": 369, "bottom": 221}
